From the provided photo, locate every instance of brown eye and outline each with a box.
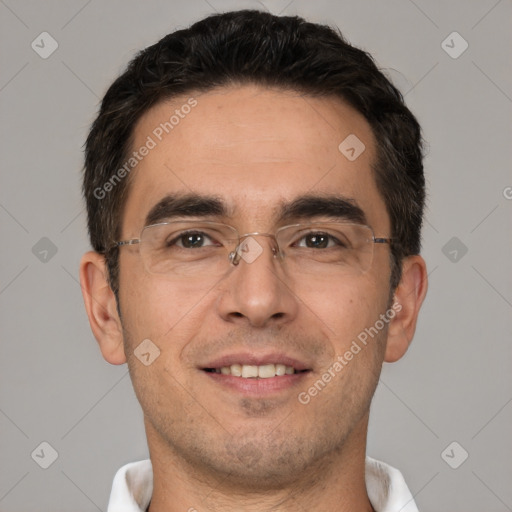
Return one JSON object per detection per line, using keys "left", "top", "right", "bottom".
{"left": 168, "top": 231, "right": 217, "bottom": 249}
{"left": 295, "top": 232, "right": 345, "bottom": 249}
{"left": 304, "top": 233, "right": 330, "bottom": 249}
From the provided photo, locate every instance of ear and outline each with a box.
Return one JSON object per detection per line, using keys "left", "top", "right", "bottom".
{"left": 384, "top": 255, "right": 428, "bottom": 363}
{"left": 79, "top": 251, "right": 126, "bottom": 365}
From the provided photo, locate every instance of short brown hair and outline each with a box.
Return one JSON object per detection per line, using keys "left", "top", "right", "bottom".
{"left": 83, "top": 9, "right": 425, "bottom": 297}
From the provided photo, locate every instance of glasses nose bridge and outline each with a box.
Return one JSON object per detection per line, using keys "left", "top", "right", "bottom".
{"left": 229, "top": 231, "right": 280, "bottom": 266}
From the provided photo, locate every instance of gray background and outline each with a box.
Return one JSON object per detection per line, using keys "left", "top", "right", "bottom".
{"left": 1, "top": 0, "right": 511, "bottom": 511}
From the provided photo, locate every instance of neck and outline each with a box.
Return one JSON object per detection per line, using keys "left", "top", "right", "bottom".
{"left": 147, "top": 413, "right": 374, "bottom": 512}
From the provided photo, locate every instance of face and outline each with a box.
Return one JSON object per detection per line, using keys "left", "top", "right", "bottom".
{"left": 117, "top": 85, "right": 393, "bottom": 485}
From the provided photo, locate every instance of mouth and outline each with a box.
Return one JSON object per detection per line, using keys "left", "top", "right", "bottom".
{"left": 200, "top": 354, "right": 312, "bottom": 395}
{"left": 203, "top": 363, "right": 309, "bottom": 379}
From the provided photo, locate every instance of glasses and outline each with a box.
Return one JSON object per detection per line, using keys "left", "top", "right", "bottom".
{"left": 111, "top": 220, "right": 392, "bottom": 279}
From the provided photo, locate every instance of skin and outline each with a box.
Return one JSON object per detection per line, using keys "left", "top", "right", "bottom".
{"left": 80, "top": 84, "right": 428, "bottom": 512}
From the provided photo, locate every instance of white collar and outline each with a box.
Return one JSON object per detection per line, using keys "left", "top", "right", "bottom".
{"left": 107, "top": 457, "right": 418, "bottom": 512}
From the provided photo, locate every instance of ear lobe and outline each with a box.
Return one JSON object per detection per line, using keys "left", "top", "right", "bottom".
{"left": 384, "top": 255, "right": 428, "bottom": 363}
{"left": 79, "top": 251, "right": 126, "bottom": 365}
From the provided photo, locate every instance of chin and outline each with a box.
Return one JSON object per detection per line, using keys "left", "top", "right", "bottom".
{"left": 180, "top": 427, "right": 342, "bottom": 491}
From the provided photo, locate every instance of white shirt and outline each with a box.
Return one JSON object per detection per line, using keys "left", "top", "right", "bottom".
{"left": 107, "top": 457, "right": 419, "bottom": 512}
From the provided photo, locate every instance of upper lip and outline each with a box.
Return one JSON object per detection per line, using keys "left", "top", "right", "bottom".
{"left": 201, "top": 352, "right": 312, "bottom": 372}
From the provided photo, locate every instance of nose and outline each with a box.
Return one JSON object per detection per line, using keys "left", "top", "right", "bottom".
{"left": 216, "top": 235, "right": 299, "bottom": 328}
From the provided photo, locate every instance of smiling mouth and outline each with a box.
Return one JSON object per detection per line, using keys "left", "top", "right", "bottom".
{"left": 203, "top": 364, "right": 310, "bottom": 379}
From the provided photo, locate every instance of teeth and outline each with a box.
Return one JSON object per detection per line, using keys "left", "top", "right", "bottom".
{"left": 275, "top": 364, "right": 286, "bottom": 376}
{"left": 217, "top": 364, "right": 297, "bottom": 378}
{"left": 258, "top": 364, "right": 275, "bottom": 378}
{"left": 230, "top": 364, "right": 242, "bottom": 377}
{"left": 242, "top": 365, "right": 258, "bottom": 378}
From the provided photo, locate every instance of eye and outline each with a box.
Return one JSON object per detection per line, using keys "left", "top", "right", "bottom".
{"left": 293, "top": 231, "right": 350, "bottom": 249}
{"left": 295, "top": 231, "right": 344, "bottom": 249}
{"left": 169, "top": 231, "right": 218, "bottom": 249}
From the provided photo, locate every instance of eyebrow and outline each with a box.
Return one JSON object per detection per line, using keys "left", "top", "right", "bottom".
{"left": 279, "top": 194, "right": 367, "bottom": 225}
{"left": 144, "top": 193, "right": 367, "bottom": 227}
{"left": 145, "top": 194, "right": 228, "bottom": 226}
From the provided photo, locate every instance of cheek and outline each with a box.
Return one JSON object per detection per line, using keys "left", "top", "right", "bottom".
{"left": 119, "top": 264, "right": 216, "bottom": 354}
{"left": 294, "top": 276, "right": 389, "bottom": 352}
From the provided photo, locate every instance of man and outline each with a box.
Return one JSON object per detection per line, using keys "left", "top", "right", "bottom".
{"left": 80, "top": 10, "right": 428, "bottom": 512}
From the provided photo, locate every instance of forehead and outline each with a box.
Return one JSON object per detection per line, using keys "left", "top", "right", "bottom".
{"left": 123, "top": 84, "right": 388, "bottom": 232}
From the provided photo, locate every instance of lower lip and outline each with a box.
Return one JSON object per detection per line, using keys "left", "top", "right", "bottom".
{"left": 203, "top": 371, "right": 310, "bottom": 395}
